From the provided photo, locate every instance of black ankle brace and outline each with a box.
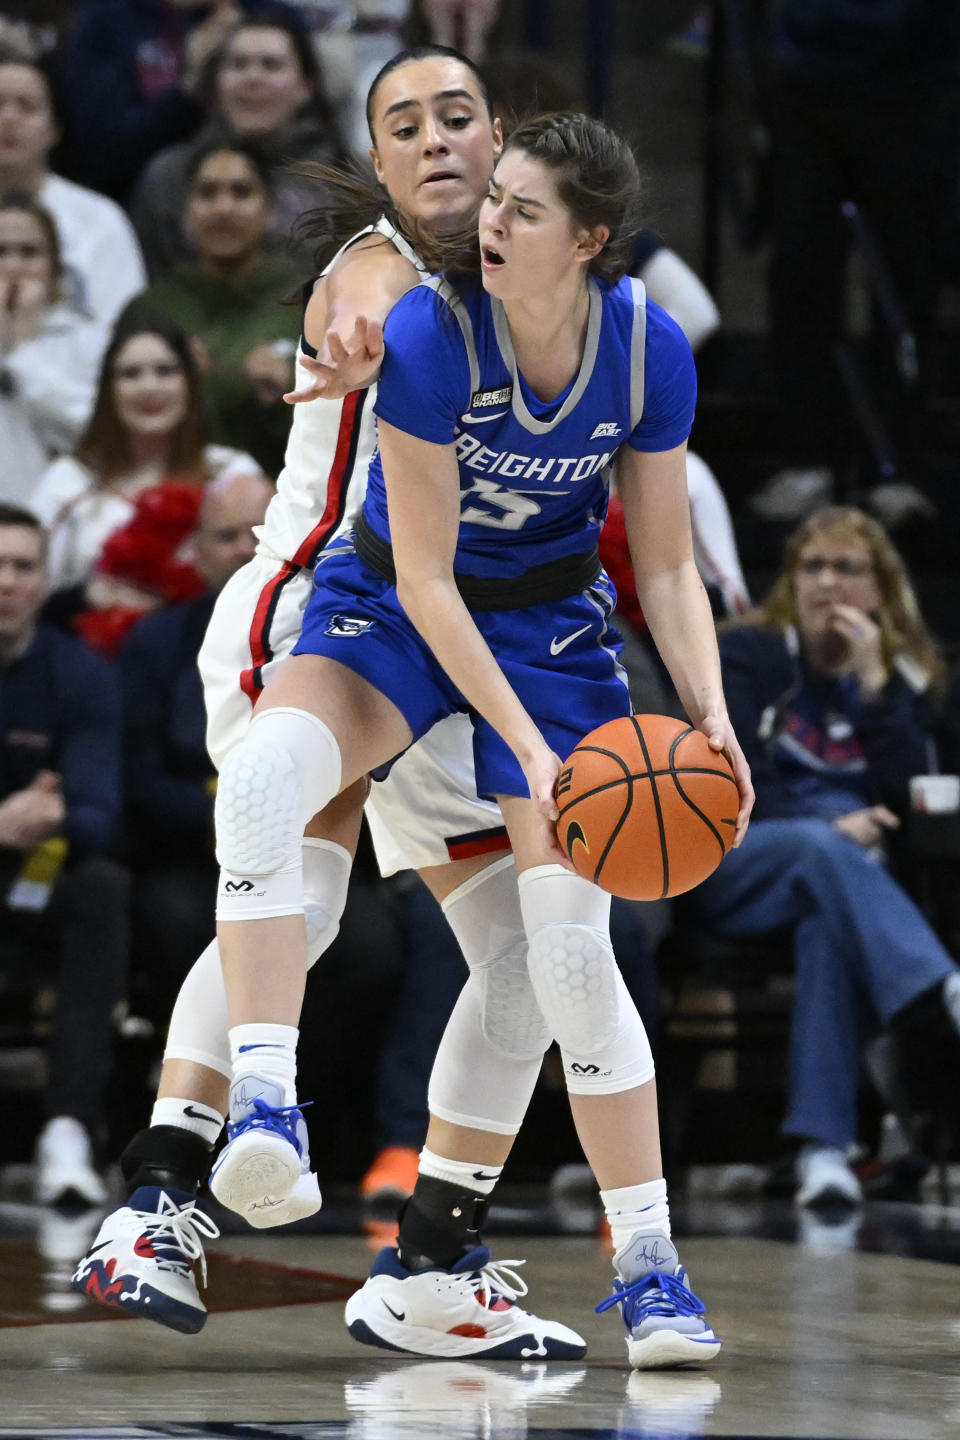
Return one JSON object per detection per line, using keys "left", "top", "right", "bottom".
{"left": 120, "top": 1125, "right": 215, "bottom": 1197}
{"left": 396, "top": 1174, "right": 490, "bottom": 1271}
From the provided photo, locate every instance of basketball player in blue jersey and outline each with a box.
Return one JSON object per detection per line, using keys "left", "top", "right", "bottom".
{"left": 202, "top": 110, "right": 752, "bottom": 1369}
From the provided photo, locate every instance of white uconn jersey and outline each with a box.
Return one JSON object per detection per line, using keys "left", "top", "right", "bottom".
{"left": 253, "top": 216, "right": 427, "bottom": 569}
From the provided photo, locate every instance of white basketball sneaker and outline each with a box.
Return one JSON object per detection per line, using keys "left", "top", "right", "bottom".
{"left": 345, "top": 1243, "right": 587, "bottom": 1360}
{"left": 595, "top": 1232, "right": 721, "bottom": 1369}
{"left": 208, "top": 1074, "right": 320, "bottom": 1222}
{"left": 72, "top": 1186, "right": 218, "bottom": 1333}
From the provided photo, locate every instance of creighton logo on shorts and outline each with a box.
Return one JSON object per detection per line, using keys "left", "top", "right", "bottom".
{"left": 326, "top": 614, "right": 374, "bottom": 637}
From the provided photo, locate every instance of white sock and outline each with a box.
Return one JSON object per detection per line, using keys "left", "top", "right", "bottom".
{"left": 418, "top": 1146, "right": 503, "bottom": 1197}
{"left": 601, "top": 1177, "right": 671, "bottom": 1253}
{"left": 228, "top": 1023, "right": 299, "bottom": 1110}
{"left": 150, "top": 1096, "right": 224, "bottom": 1143}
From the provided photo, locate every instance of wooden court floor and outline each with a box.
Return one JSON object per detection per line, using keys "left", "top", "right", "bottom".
{"left": 2, "top": 1202, "right": 960, "bottom": 1440}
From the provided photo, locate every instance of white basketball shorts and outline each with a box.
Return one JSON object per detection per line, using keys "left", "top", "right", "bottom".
{"left": 199, "top": 551, "right": 509, "bottom": 876}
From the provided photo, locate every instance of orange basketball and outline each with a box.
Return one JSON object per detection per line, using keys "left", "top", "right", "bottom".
{"left": 556, "top": 713, "right": 738, "bottom": 901}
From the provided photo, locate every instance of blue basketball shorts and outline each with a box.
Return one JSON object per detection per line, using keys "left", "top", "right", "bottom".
{"left": 293, "top": 536, "right": 632, "bottom": 799}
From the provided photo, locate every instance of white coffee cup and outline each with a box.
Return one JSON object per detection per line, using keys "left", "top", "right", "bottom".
{"left": 909, "top": 774, "right": 960, "bottom": 814}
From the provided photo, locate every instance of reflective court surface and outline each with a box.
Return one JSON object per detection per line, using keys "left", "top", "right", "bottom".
{"left": 3, "top": 1196, "right": 960, "bottom": 1440}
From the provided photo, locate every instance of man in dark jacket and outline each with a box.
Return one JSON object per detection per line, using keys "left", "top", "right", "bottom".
{"left": 0, "top": 504, "right": 128, "bottom": 1205}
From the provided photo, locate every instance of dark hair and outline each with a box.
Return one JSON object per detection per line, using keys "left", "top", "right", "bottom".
{"left": 442, "top": 112, "right": 642, "bottom": 284}
{"left": 293, "top": 44, "right": 493, "bottom": 272}
{"left": 478, "top": 53, "right": 579, "bottom": 135}
{"left": 365, "top": 42, "right": 494, "bottom": 140}
{"left": 76, "top": 318, "right": 208, "bottom": 484}
{"left": 186, "top": 134, "right": 274, "bottom": 193}
{"left": 0, "top": 186, "right": 62, "bottom": 293}
{"left": 0, "top": 45, "right": 63, "bottom": 127}
{"left": 201, "top": 14, "right": 320, "bottom": 110}
{"left": 0, "top": 502, "right": 45, "bottom": 537}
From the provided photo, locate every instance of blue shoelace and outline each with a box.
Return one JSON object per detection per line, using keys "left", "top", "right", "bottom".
{"left": 595, "top": 1270, "right": 706, "bottom": 1328}
{"left": 226, "top": 1097, "right": 312, "bottom": 1153}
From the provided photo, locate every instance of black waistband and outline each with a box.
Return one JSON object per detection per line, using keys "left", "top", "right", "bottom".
{"left": 353, "top": 511, "right": 602, "bottom": 612}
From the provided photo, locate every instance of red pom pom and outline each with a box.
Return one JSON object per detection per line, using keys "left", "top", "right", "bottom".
{"left": 96, "top": 479, "right": 206, "bottom": 601}
{"left": 73, "top": 605, "right": 146, "bottom": 658}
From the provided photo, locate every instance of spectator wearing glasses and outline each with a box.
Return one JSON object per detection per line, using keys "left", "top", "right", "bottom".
{"left": 690, "top": 506, "right": 960, "bottom": 1209}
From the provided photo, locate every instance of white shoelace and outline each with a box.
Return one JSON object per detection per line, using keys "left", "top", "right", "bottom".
{"left": 132, "top": 1192, "right": 221, "bottom": 1287}
{"left": 468, "top": 1258, "right": 528, "bottom": 1308}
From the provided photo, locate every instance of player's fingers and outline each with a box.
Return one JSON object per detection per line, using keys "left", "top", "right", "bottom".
{"left": 327, "top": 330, "right": 355, "bottom": 363}
{"left": 297, "top": 353, "right": 330, "bottom": 376}
{"left": 366, "top": 317, "right": 385, "bottom": 358}
{"left": 283, "top": 380, "right": 326, "bottom": 404}
{"left": 872, "top": 805, "right": 901, "bottom": 828}
{"left": 731, "top": 758, "right": 754, "bottom": 847}
{"left": 542, "top": 814, "right": 573, "bottom": 868}
{"left": 701, "top": 713, "right": 727, "bottom": 750}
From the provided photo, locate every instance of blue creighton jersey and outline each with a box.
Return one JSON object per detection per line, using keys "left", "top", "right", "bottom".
{"left": 367, "top": 272, "right": 697, "bottom": 581}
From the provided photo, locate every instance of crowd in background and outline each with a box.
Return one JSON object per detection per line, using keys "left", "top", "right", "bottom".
{"left": 2, "top": 0, "right": 960, "bottom": 1223}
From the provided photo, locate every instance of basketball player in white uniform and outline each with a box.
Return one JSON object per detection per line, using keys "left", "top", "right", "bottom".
{"left": 74, "top": 47, "right": 588, "bottom": 1360}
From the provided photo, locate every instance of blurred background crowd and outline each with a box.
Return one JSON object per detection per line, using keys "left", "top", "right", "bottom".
{"left": 3, "top": 0, "right": 960, "bottom": 1236}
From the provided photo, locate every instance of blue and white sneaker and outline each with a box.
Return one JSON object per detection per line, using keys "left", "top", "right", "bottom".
{"left": 345, "top": 1244, "right": 587, "bottom": 1360}
{"left": 71, "top": 1186, "right": 219, "bottom": 1334}
{"left": 595, "top": 1232, "right": 721, "bottom": 1369}
{"left": 208, "top": 1075, "right": 319, "bottom": 1221}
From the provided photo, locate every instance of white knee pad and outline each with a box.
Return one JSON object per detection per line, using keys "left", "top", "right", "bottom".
{"left": 215, "top": 707, "right": 341, "bottom": 921}
{"left": 444, "top": 855, "right": 552, "bottom": 1060}
{"left": 520, "top": 865, "right": 621, "bottom": 1056}
{"left": 560, "top": 965, "right": 655, "bottom": 1094}
{"left": 427, "top": 856, "right": 550, "bottom": 1136}
{"left": 302, "top": 838, "right": 351, "bottom": 967}
{"left": 520, "top": 867, "right": 655, "bottom": 1094}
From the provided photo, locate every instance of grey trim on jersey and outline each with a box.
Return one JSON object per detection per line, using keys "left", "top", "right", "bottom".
{"left": 628, "top": 276, "right": 647, "bottom": 432}
{"left": 420, "top": 274, "right": 481, "bottom": 397}
{"left": 489, "top": 276, "right": 603, "bottom": 436}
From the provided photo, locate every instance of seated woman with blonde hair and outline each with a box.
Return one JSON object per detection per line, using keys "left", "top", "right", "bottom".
{"left": 691, "top": 505, "right": 960, "bottom": 1208}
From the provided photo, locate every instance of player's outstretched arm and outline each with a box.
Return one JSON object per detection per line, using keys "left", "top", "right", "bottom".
{"left": 619, "top": 441, "right": 754, "bottom": 845}
{"left": 285, "top": 239, "right": 420, "bottom": 404}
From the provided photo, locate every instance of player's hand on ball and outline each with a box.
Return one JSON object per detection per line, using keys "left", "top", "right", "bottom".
{"left": 523, "top": 743, "right": 572, "bottom": 868}
{"left": 700, "top": 711, "right": 753, "bottom": 847}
